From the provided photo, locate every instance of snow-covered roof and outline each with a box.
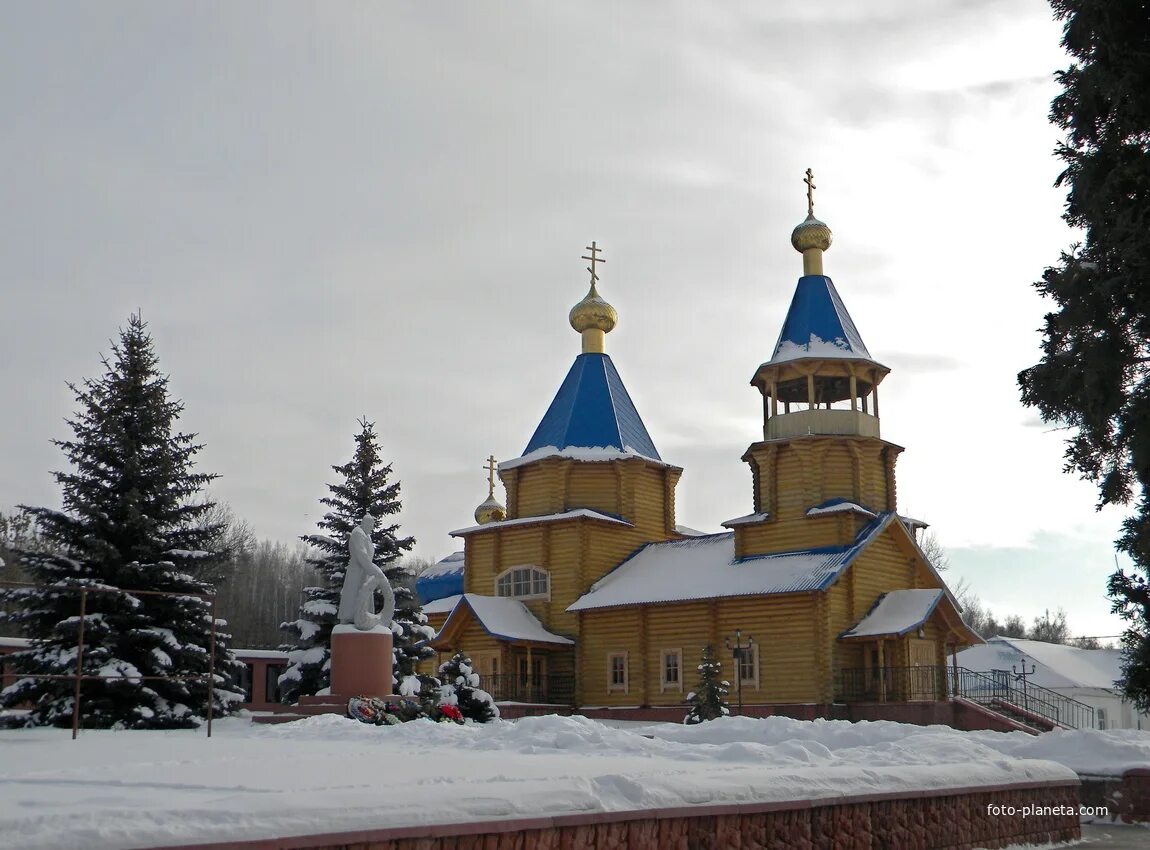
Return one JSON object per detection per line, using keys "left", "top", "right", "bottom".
{"left": 841, "top": 589, "right": 945, "bottom": 639}
{"left": 806, "top": 499, "right": 877, "bottom": 520}
{"left": 520, "top": 352, "right": 662, "bottom": 461}
{"left": 760, "top": 275, "right": 881, "bottom": 369}
{"left": 674, "top": 524, "right": 709, "bottom": 537}
{"left": 417, "top": 551, "right": 466, "bottom": 604}
{"left": 721, "top": 512, "right": 770, "bottom": 528}
{"left": 422, "top": 594, "right": 462, "bottom": 616}
{"left": 421, "top": 551, "right": 465, "bottom": 578}
{"left": 439, "top": 593, "right": 573, "bottom": 646}
{"left": 957, "top": 637, "right": 1122, "bottom": 691}
{"left": 568, "top": 514, "right": 895, "bottom": 612}
{"left": 233, "top": 649, "right": 288, "bottom": 660}
{"left": 499, "top": 445, "right": 672, "bottom": 472}
{"left": 450, "top": 508, "right": 632, "bottom": 537}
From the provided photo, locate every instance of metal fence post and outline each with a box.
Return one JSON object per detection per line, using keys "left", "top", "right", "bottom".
{"left": 207, "top": 595, "right": 216, "bottom": 738}
{"left": 71, "top": 588, "right": 87, "bottom": 740}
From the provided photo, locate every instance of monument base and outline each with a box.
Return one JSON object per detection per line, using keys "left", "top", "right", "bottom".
{"left": 330, "top": 624, "right": 396, "bottom": 700}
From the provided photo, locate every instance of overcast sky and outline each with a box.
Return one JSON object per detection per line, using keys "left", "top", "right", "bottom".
{"left": 1, "top": 1, "right": 1129, "bottom": 638}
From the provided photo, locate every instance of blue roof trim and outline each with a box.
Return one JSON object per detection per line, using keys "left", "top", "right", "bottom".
{"left": 770, "top": 275, "right": 873, "bottom": 362}
{"left": 523, "top": 353, "right": 661, "bottom": 459}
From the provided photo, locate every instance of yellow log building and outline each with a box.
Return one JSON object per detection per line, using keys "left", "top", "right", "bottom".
{"left": 421, "top": 188, "right": 981, "bottom": 714}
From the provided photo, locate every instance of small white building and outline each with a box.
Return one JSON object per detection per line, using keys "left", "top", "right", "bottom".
{"left": 957, "top": 636, "right": 1148, "bottom": 731}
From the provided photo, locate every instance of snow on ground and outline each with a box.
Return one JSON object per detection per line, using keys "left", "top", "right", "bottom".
{"left": 0, "top": 713, "right": 1125, "bottom": 850}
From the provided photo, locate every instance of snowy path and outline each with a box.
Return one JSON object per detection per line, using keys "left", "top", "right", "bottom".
{"left": 0, "top": 713, "right": 1104, "bottom": 850}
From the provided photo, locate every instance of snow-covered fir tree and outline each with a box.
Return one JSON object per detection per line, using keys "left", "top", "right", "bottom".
{"left": 279, "top": 419, "right": 434, "bottom": 701}
{"left": 684, "top": 645, "right": 730, "bottom": 725}
{"left": 437, "top": 650, "right": 498, "bottom": 722}
{"left": 0, "top": 314, "right": 241, "bottom": 728}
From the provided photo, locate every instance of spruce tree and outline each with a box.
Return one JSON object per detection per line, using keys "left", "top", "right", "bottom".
{"left": 0, "top": 314, "right": 241, "bottom": 728}
{"left": 437, "top": 650, "right": 498, "bottom": 722}
{"left": 1017, "top": 0, "right": 1150, "bottom": 709}
{"left": 279, "top": 419, "right": 434, "bottom": 701}
{"left": 684, "top": 645, "right": 730, "bottom": 725}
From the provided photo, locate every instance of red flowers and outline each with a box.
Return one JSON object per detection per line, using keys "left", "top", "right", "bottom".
{"left": 439, "top": 704, "right": 464, "bottom": 723}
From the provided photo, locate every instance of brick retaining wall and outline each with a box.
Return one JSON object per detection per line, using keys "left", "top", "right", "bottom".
{"left": 1080, "top": 768, "right": 1150, "bottom": 823}
{"left": 157, "top": 778, "right": 1079, "bottom": 850}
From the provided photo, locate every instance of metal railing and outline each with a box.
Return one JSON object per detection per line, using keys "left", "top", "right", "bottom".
{"left": 0, "top": 581, "right": 219, "bottom": 738}
{"left": 835, "top": 664, "right": 1096, "bottom": 730}
{"left": 481, "top": 673, "right": 575, "bottom": 705}
{"left": 835, "top": 665, "right": 946, "bottom": 703}
{"left": 949, "top": 666, "right": 1095, "bottom": 730}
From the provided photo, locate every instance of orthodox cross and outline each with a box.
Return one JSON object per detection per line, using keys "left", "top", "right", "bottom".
{"left": 582, "top": 241, "right": 605, "bottom": 284}
{"left": 483, "top": 454, "right": 499, "bottom": 498}
{"left": 804, "top": 168, "right": 816, "bottom": 216}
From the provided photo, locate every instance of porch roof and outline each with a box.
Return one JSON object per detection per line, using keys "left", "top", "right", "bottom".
{"left": 840, "top": 589, "right": 945, "bottom": 639}
{"left": 432, "top": 593, "right": 574, "bottom": 648}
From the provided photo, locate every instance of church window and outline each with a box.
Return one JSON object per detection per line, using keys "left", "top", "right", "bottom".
{"left": 608, "top": 652, "right": 628, "bottom": 692}
{"left": 1097, "top": 708, "right": 1107, "bottom": 731}
{"left": 495, "top": 566, "right": 550, "bottom": 600}
{"left": 661, "top": 649, "right": 682, "bottom": 692}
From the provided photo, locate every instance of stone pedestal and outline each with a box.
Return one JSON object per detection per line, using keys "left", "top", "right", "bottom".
{"left": 330, "top": 624, "right": 395, "bottom": 699}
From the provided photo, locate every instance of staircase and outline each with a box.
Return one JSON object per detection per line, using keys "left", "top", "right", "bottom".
{"left": 950, "top": 667, "right": 1095, "bottom": 732}
{"left": 251, "top": 694, "right": 348, "bottom": 725}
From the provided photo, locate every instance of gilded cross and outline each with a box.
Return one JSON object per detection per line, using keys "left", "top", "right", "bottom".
{"left": 581, "top": 241, "right": 605, "bottom": 283}
{"left": 804, "top": 168, "right": 816, "bottom": 216}
{"left": 483, "top": 454, "right": 498, "bottom": 498}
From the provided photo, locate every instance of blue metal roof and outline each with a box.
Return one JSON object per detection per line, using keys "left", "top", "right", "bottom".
{"left": 768, "top": 275, "right": 874, "bottom": 364}
{"left": 416, "top": 552, "right": 465, "bottom": 604}
{"left": 523, "top": 352, "right": 661, "bottom": 460}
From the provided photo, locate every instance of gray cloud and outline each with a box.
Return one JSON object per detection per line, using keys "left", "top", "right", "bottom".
{"left": 0, "top": 0, "right": 1077, "bottom": 573}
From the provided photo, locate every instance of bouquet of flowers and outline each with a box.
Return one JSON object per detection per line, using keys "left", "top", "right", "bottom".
{"left": 437, "top": 704, "right": 464, "bottom": 724}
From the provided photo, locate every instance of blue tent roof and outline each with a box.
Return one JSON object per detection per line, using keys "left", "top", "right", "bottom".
{"left": 768, "top": 275, "right": 876, "bottom": 365}
{"left": 523, "top": 352, "right": 661, "bottom": 460}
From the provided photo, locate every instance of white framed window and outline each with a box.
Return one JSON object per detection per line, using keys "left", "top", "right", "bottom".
{"left": 737, "top": 644, "right": 759, "bottom": 688}
{"left": 494, "top": 565, "right": 550, "bottom": 600}
{"left": 608, "top": 652, "right": 628, "bottom": 693}
{"left": 1097, "top": 708, "right": 1107, "bottom": 731}
{"left": 660, "top": 648, "right": 682, "bottom": 693}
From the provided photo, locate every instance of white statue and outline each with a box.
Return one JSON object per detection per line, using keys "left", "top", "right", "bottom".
{"left": 338, "top": 513, "right": 395, "bottom": 631}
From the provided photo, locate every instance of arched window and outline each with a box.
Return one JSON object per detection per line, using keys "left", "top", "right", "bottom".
{"left": 495, "top": 566, "right": 550, "bottom": 600}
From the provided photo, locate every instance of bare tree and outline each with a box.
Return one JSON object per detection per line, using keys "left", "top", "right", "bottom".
{"left": 919, "top": 531, "right": 950, "bottom": 572}
{"left": 193, "top": 500, "right": 257, "bottom": 586}
{"left": 215, "top": 539, "right": 316, "bottom": 649}
{"left": 1030, "top": 608, "right": 1071, "bottom": 644}
{"left": 0, "top": 510, "right": 49, "bottom": 637}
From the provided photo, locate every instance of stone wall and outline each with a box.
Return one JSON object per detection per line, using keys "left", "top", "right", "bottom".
{"left": 1081, "top": 768, "right": 1150, "bottom": 824}
{"left": 159, "top": 778, "right": 1080, "bottom": 850}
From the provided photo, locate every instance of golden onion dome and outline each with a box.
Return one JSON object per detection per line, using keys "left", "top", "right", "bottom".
{"left": 791, "top": 212, "right": 833, "bottom": 253}
{"left": 474, "top": 495, "right": 506, "bottom": 525}
{"left": 569, "top": 281, "right": 618, "bottom": 335}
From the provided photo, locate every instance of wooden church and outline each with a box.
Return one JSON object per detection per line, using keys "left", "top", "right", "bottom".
{"left": 421, "top": 177, "right": 981, "bottom": 715}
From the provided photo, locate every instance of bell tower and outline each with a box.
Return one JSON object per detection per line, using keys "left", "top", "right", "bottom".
{"left": 727, "top": 171, "right": 904, "bottom": 558}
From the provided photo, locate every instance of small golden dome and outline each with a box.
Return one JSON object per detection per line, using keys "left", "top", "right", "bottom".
{"left": 569, "top": 281, "right": 618, "bottom": 335}
{"left": 474, "top": 495, "right": 506, "bottom": 525}
{"left": 791, "top": 213, "right": 833, "bottom": 253}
